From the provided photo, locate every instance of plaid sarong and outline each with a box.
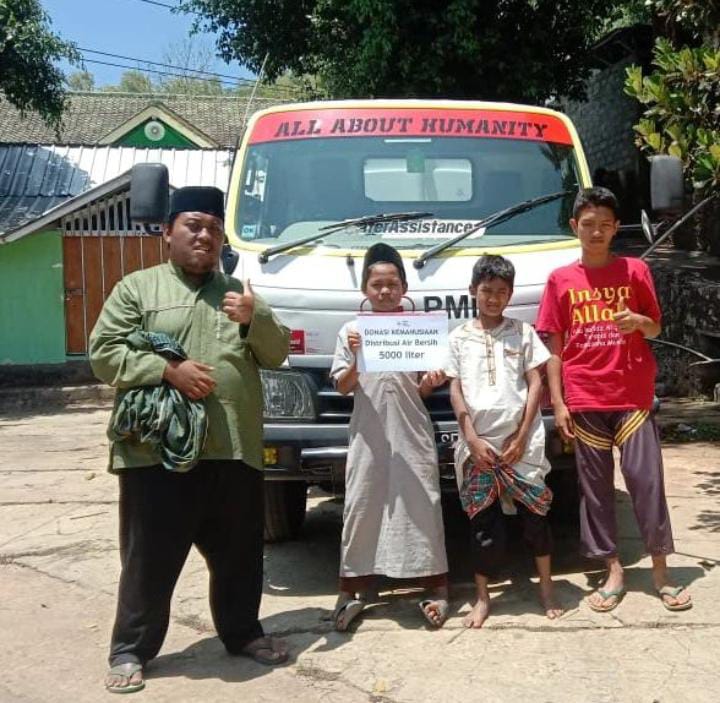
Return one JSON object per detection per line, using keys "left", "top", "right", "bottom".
{"left": 460, "top": 461, "right": 553, "bottom": 519}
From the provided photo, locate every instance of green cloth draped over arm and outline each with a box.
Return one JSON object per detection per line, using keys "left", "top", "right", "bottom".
{"left": 110, "top": 330, "right": 208, "bottom": 472}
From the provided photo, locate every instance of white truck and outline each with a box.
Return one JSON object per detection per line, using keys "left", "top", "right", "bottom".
{"left": 223, "top": 100, "right": 593, "bottom": 540}
{"left": 132, "top": 99, "right": 595, "bottom": 540}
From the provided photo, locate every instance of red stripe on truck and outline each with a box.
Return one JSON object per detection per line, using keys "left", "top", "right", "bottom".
{"left": 248, "top": 108, "right": 573, "bottom": 146}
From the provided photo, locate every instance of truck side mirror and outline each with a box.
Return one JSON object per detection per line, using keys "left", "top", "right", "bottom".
{"left": 650, "top": 155, "right": 684, "bottom": 215}
{"left": 130, "top": 163, "right": 169, "bottom": 226}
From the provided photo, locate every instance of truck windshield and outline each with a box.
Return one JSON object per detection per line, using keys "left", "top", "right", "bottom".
{"left": 236, "top": 134, "right": 580, "bottom": 250}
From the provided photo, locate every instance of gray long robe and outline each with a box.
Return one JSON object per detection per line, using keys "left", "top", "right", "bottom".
{"left": 331, "top": 321, "right": 448, "bottom": 579}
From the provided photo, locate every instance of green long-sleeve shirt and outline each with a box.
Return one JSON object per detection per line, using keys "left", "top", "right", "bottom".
{"left": 89, "top": 261, "right": 290, "bottom": 472}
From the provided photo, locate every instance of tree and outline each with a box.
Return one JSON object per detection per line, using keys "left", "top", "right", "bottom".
{"left": 67, "top": 70, "right": 95, "bottom": 91}
{"left": 113, "top": 70, "right": 155, "bottom": 94}
{"left": 158, "top": 38, "right": 224, "bottom": 95}
{"left": 0, "top": 0, "right": 80, "bottom": 130}
{"left": 180, "top": 0, "right": 625, "bottom": 103}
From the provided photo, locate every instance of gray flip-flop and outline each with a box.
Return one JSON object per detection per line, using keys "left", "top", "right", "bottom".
{"left": 657, "top": 585, "right": 693, "bottom": 611}
{"left": 587, "top": 587, "right": 625, "bottom": 613}
{"left": 419, "top": 599, "right": 450, "bottom": 628}
{"left": 105, "top": 662, "right": 145, "bottom": 694}
{"left": 333, "top": 598, "right": 365, "bottom": 632}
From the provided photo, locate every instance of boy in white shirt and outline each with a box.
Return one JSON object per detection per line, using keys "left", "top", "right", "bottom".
{"left": 446, "top": 255, "right": 562, "bottom": 627}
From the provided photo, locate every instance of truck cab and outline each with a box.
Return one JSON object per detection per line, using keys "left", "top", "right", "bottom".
{"left": 223, "top": 100, "right": 591, "bottom": 540}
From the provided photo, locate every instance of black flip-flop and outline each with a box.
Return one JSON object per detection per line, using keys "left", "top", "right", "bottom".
{"left": 239, "top": 636, "right": 290, "bottom": 666}
{"left": 333, "top": 598, "right": 365, "bottom": 632}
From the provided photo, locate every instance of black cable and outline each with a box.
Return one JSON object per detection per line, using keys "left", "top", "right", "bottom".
{"left": 81, "top": 58, "right": 297, "bottom": 97}
{"left": 79, "top": 47, "right": 292, "bottom": 89}
{"left": 125, "top": 0, "right": 180, "bottom": 9}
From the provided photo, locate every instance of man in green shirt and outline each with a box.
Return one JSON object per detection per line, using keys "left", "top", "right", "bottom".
{"left": 90, "top": 186, "right": 291, "bottom": 694}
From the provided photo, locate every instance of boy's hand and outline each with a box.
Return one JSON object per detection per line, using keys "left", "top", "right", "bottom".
{"left": 222, "top": 279, "right": 255, "bottom": 325}
{"left": 347, "top": 330, "right": 362, "bottom": 353}
{"left": 613, "top": 295, "right": 641, "bottom": 334}
{"left": 468, "top": 436, "right": 497, "bottom": 470}
{"left": 163, "top": 359, "right": 216, "bottom": 400}
{"left": 420, "top": 370, "right": 446, "bottom": 391}
{"left": 501, "top": 430, "right": 527, "bottom": 466}
{"left": 553, "top": 402, "right": 575, "bottom": 441}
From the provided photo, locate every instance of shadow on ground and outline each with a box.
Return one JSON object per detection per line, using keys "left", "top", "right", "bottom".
{"left": 263, "top": 482, "right": 655, "bottom": 603}
{"left": 149, "top": 605, "right": 365, "bottom": 686}
{"left": 690, "top": 469, "right": 720, "bottom": 534}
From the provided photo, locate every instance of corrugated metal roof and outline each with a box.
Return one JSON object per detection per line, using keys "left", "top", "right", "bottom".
{"left": 0, "top": 196, "right": 70, "bottom": 235}
{"left": 0, "top": 145, "right": 234, "bottom": 236}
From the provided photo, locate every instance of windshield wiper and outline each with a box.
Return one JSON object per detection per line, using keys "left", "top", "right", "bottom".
{"left": 413, "top": 190, "right": 574, "bottom": 269}
{"left": 258, "top": 211, "right": 433, "bottom": 263}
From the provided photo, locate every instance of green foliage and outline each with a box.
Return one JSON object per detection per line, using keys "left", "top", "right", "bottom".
{"left": 0, "top": 0, "right": 80, "bottom": 130}
{"left": 103, "top": 70, "right": 155, "bottom": 94}
{"left": 625, "top": 38, "right": 720, "bottom": 194}
{"left": 180, "top": 0, "right": 626, "bottom": 103}
{"left": 66, "top": 71, "right": 95, "bottom": 92}
{"left": 649, "top": 1, "right": 720, "bottom": 46}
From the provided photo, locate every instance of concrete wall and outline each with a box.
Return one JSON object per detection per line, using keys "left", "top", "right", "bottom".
{"left": 0, "top": 230, "right": 66, "bottom": 365}
{"left": 650, "top": 254, "right": 720, "bottom": 397}
{"left": 562, "top": 58, "right": 640, "bottom": 176}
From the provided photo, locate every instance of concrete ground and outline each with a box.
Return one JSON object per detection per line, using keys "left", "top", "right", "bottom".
{"left": 1, "top": 402, "right": 720, "bottom": 703}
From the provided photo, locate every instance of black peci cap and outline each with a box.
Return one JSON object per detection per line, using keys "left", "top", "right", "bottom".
{"left": 361, "top": 242, "right": 407, "bottom": 289}
{"left": 169, "top": 186, "right": 225, "bottom": 220}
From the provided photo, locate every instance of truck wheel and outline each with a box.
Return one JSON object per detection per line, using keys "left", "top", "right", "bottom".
{"left": 264, "top": 481, "right": 308, "bottom": 542}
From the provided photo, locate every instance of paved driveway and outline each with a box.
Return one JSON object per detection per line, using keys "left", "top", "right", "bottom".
{"left": 1, "top": 404, "right": 719, "bottom": 702}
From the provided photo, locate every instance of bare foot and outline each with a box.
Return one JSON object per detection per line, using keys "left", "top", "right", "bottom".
{"left": 539, "top": 580, "right": 564, "bottom": 619}
{"left": 420, "top": 599, "right": 449, "bottom": 627}
{"left": 462, "top": 596, "right": 490, "bottom": 628}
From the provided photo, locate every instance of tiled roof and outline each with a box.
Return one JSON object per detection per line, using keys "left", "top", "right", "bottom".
{"left": 0, "top": 144, "right": 233, "bottom": 236}
{"left": 0, "top": 92, "right": 288, "bottom": 148}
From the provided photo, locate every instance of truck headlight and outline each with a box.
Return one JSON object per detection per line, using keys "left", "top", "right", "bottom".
{"left": 260, "top": 369, "right": 315, "bottom": 421}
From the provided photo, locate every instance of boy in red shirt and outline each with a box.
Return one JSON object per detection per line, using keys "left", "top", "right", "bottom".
{"left": 536, "top": 187, "right": 692, "bottom": 613}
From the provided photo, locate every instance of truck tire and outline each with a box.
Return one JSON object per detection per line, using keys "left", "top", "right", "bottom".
{"left": 264, "top": 481, "right": 308, "bottom": 542}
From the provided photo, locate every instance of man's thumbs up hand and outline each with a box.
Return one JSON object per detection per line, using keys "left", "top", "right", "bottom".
{"left": 616, "top": 294, "right": 627, "bottom": 312}
{"left": 222, "top": 279, "right": 255, "bottom": 325}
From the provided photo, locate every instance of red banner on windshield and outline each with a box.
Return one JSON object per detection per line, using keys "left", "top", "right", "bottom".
{"left": 248, "top": 107, "right": 573, "bottom": 145}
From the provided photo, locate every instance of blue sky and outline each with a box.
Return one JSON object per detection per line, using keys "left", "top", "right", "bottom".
{"left": 42, "top": 0, "right": 254, "bottom": 88}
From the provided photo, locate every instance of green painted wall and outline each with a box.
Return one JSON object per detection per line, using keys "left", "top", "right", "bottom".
{"left": 0, "top": 230, "right": 66, "bottom": 365}
{"left": 115, "top": 119, "right": 197, "bottom": 148}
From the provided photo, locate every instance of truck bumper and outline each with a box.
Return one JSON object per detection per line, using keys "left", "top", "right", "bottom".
{"left": 263, "top": 415, "right": 574, "bottom": 484}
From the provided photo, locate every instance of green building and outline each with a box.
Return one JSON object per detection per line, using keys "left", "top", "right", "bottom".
{"left": 0, "top": 92, "right": 284, "bottom": 370}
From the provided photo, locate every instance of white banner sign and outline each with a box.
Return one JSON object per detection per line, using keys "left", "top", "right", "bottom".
{"left": 356, "top": 311, "right": 449, "bottom": 372}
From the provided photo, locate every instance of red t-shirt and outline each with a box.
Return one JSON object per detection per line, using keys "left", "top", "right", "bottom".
{"left": 535, "top": 257, "right": 661, "bottom": 411}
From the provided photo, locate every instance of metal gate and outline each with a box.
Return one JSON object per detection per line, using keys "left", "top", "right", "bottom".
{"left": 62, "top": 193, "right": 168, "bottom": 354}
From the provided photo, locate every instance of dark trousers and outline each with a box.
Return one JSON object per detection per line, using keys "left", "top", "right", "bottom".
{"left": 470, "top": 500, "right": 552, "bottom": 578}
{"left": 109, "top": 460, "right": 265, "bottom": 666}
